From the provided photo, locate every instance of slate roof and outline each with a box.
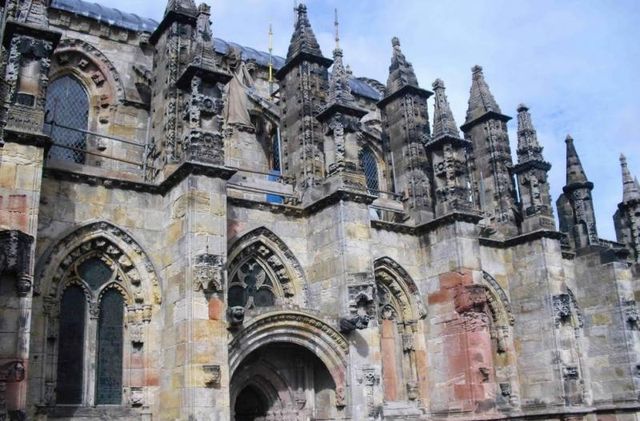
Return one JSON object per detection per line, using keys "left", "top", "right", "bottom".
{"left": 49, "top": 0, "right": 383, "bottom": 101}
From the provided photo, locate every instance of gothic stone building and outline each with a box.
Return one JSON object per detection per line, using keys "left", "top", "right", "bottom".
{"left": 1, "top": 0, "right": 640, "bottom": 420}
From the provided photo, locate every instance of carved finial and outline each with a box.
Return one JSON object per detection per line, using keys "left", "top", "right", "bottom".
{"left": 286, "top": 2, "right": 324, "bottom": 61}
{"left": 432, "top": 78, "right": 461, "bottom": 140}
{"left": 564, "top": 134, "right": 589, "bottom": 186}
{"left": 620, "top": 154, "right": 640, "bottom": 202}
{"left": 386, "top": 36, "right": 419, "bottom": 95}
{"left": 516, "top": 104, "right": 544, "bottom": 164}
{"left": 465, "top": 65, "right": 502, "bottom": 124}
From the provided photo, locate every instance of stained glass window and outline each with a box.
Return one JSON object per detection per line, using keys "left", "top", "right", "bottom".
{"left": 45, "top": 75, "right": 89, "bottom": 164}
{"left": 228, "top": 260, "right": 275, "bottom": 309}
{"left": 95, "top": 289, "right": 124, "bottom": 405}
{"left": 359, "top": 146, "right": 380, "bottom": 195}
{"left": 77, "top": 257, "right": 113, "bottom": 291}
{"left": 56, "top": 286, "right": 86, "bottom": 404}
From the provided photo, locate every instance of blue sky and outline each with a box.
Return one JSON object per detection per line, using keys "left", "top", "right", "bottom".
{"left": 105, "top": 0, "right": 640, "bottom": 240}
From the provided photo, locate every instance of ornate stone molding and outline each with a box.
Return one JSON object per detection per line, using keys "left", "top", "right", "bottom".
{"left": 228, "top": 227, "right": 306, "bottom": 305}
{"left": 228, "top": 310, "right": 349, "bottom": 408}
{"left": 35, "top": 221, "right": 162, "bottom": 306}
{"left": 374, "top": 256, "right": 427, "bottom": 321}
{"left": 0, "top": 230, "right": 34, "bottom": 297}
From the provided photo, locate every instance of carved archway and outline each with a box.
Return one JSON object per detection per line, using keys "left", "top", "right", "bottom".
{"left": 229, "top": 310, "right": 349, "bottom": 408}
{"left": 374, "top": 257, "right": 427, "bottom": 405}
{"left": 50, "top": 38, "right": 125, "bottom": 107}
{"left": 228, "top": 227, "right": 307, "bottom": 308}
{"left": 33, "top": 221, "right": 161, "bottom": 408}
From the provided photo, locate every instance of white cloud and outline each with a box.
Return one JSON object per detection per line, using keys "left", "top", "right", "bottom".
{"left": 100, "top": 0, "right": 640, "bottom": 240}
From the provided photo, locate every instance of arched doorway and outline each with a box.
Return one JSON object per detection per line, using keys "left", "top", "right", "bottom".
{"left": 231, "top": 343, "right": 336, "bottom": 420}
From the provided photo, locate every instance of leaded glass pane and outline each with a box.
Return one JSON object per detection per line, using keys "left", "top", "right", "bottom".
{"left": 56, "top": 286, "right": 86, "bottom": 404}
{"left": 359, "top": 147, "right": 380, "bottom": 195}
{"left": 77, "top": 257, "right": 113, "bottom": 290}
{"left": 95, "top": 290, "right": 124, "bottom": 405}
{"left": 45, "top": 76, "right": 89, "bottom": 164}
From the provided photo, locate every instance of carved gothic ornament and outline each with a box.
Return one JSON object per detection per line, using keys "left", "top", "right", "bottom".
{"left": 35, "top": 221, "right": 162, "bottom": 307}
{"left": 193, "top": 253, "right": 224, "bottom": 294}
{"left": 228, "top": 310, "right": 349, "bottom": 408}
{"left": 339, "top": 280, "right": 375, "bottom": 333}
{"left": 374, "top": 257, "right": 427, "bottom": 322}
{"left": 553, "top": 290, "right": 584, "bottom": 329}
{"left": 228, "top": 227, "right": 307, "bottom": 307}
{"left": 0, "top": 230, "right": 34, "bottom": 297}
{"left": 50, "top": 38, "right": 125, "bottom": 106}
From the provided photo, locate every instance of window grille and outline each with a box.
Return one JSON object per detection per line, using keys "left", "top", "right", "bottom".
{"left": 359, "top": 146, "right": 380, "bottom": 195}
{"left": 45, "top": 75, "right": 89, "bottom": 164}
{"left": 95, "top": 290, "right": 124, "bottom": 405}
{"left": 56, "top": 286, "right": 86, "bottom": 404}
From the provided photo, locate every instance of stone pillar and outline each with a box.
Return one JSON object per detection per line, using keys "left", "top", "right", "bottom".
{"left": 0, "top": 5, "right": 60, "bottom": 418}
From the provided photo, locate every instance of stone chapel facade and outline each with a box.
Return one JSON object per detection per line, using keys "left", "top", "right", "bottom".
{"left": 1, "top": 0, "right": 640, "bottom": 420}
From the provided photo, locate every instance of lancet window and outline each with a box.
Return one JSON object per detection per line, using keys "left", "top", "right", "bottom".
{"left": 45, "top": 75, "right": 89, "bottom": 164}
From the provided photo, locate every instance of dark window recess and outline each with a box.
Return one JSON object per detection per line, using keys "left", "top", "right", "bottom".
{"left": 45, "top": 75, "right": 89, "bottom": 164}
{"left": 15, "top": 93, "right": 35, "bottom": 106}
{"left": 56, "top": 286, "right": 86, "bottom": 405}
{"left": 228, "top": 260, "right": 276, "bottom": 309}
{"left": 359, "top": 146, "right": 380, "bottom": 195}
{"left": 95, "top": 289, "right": 124, "bottom": 405}
{"left": 77, "top": 257, "right": 113, "bottom": 290}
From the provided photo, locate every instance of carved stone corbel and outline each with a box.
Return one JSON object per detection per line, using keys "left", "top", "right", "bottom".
{"left": 0, "top": 230, "right": 34, "bottom": 297}
{"left": 193, "top": 254, "right": 224, "bottom": 295}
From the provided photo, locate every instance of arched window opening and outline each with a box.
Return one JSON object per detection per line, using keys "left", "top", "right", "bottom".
{"left": 359, "top": 146, "right": 380, "bottom": 195}
{"left": 228, "top": 259, "right": 276, "bottom": 310}
{"left": 95, "top": 289, "right": 124, "bottom": 405}
{"left": 56, "top": 286, "right": 86, "bottom": 404}
{"left": 45, "top": 75, "right": 89, "bottom": 164}
{"left": 77, "top": 257, "right": 113, "bottom": 290}
{"left": 267, "top": 131, "right": 284, "bottom": 204}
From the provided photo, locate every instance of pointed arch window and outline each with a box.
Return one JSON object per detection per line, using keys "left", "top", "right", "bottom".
{"left": 228, "top": 259, "right": 277, "bottom": 309}
{"left": 359, "top": 146, "right": 380, "bottom": 195}
{"left": 52, "top": 253, "right": 131, "bottom": 407}
{"left": 45, "top": 75, "right": 89, "bottom": 164}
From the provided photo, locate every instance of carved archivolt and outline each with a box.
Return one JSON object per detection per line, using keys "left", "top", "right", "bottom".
{"left": 228, "top": 310, "right": 349, "bottom": 407}
{"left": 49, "top": 38, "right": 125, "bottom": 124}
{"left": 35, "top": 221, "right": 162, "bottom": 306}
{"left": 481, "top": 271, "right": 515, "bottom": 327}
{"left": 374, "top": 257, "right": 426, "bottom": 322}
{"left": 228, "top": 227, "right": 307, "bottom": 307}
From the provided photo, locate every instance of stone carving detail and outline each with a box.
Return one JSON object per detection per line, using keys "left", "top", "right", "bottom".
{"left": 0, "top": 230, "right": 34, "bottom": 297}
{"left": 374, "top": 257, "right": 427, "bottom": 321}
{"left": 227, "top": 306, "right": 245, "bottom": 328}
{"left": 36, "top": 222, "right": 162, "bottom": 305}
{"left": 340, "top": 282, "right": 375, "bottom": 333}
{"left": 553, "top": 294, "right": 571, "bottom": 326}
{"left": 127, "top": 305, "right": 151, "bottom": 347}
{"left": 228, "top": 228, "right": 305, "bottom": 304}
{"left": 193, "top": 254, "right": 224, "bottom": 294}
{"left": 129, "top": 387, "right": 144, "bottom": 407}
{"left": 562, "top": 365, "right": 579, "bottom": 380}
{"left": 202, "top": 365, "right": 221, "bottom": 388}
{"left": 406, "top": 381, "right": 419, "bottom": 401}
{"left": 0, "top": 361, "right": 26, "bottom": 420}
{"left": 358, "top": 367, "right": 381, "bottom": 418}
{"left": 622, "top": 300, "right": 640, "bottom": 331}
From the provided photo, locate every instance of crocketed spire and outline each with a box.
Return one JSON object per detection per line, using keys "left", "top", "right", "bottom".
{"left": 328, "top": 47, "right": 354, "bottom": 105}
{"left": 431, "top": 79, "right": 461, "bottom": 140}
{"left": 565, "top": 135, "right": 589, "bottom": 187}
{"left": 386, "top": 37, "right": 419, "bottom": 95}
{"left": 286, "top": 3, "right": 323, "bottom": 62}
{"left": 516, "top": 104, "right": 544, "bottom": 163}
{"left": 620, "top": 154, "right": 640, "bottom": 202}
{"left": 164, "top": 0, "right": 197, "bottom": 16}
{"left": 464, "top": 65, "right": 502, "bottom": 124}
